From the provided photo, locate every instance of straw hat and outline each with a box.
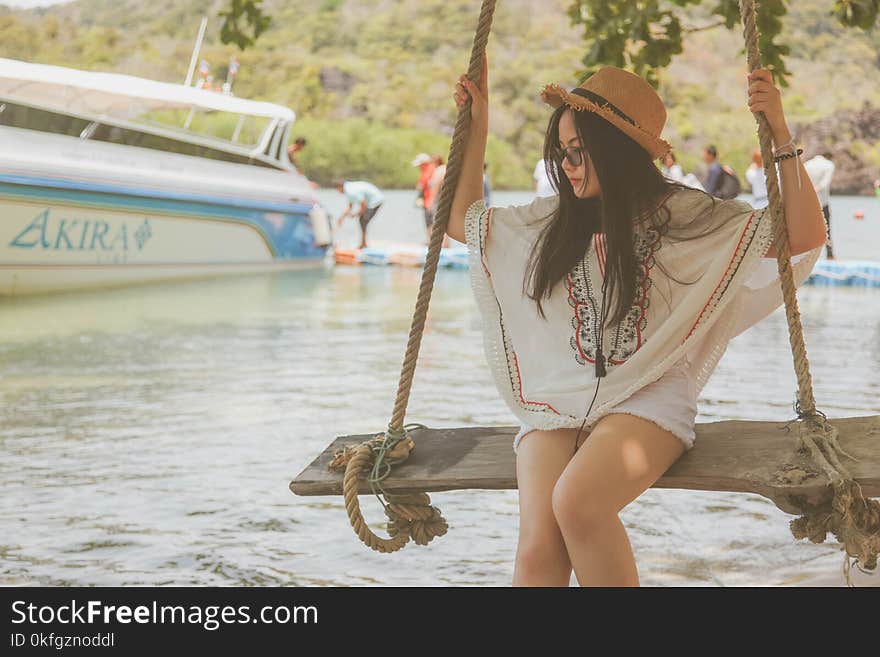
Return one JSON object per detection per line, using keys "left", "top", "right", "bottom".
{"left": 541, "top": 67, "right": 672, "bottom": 160}
{"left": 411, "top": 153, "right": 432, "bottom": 167}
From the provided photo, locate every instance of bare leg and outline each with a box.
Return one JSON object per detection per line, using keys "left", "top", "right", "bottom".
{"left": 551, "top": 414, "right": 686, "bottom": 587}
{"left": 358, "top": 213, "right": 369, "bottom": 249}
{"left": 512, "top": 428, "right": 578, "bottom": 586}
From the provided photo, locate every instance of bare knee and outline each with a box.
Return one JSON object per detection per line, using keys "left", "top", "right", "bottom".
{"left": 551, "top": 475, "right": 617, "bottom": 537}
{"left": 514, "top": 536, "right": 571, "bottom": 586}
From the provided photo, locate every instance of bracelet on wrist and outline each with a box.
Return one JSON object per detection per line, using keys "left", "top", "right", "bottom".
{"left": 771, "top": 138, "right": 795, "bottom": 156}
{"left": 773, "top": 147, "right": 803, "bottom": 163}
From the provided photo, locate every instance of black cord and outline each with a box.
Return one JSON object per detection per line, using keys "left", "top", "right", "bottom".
{"left": 595, "top": 275, "right": 609, "bottom": 379}
{"left": 573, "top": 377, "right": 602, "bottom": 458}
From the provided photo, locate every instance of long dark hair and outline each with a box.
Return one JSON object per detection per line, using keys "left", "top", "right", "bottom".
{"left": 525, "top": 107, "right": 679, "bottom": 325}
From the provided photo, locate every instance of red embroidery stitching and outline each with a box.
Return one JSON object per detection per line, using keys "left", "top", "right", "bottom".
{"left": 511, "top": 351, "right": 561, "bottom": 415}
{"left": 685, "top": 211, "right": 757, "bottom": 341}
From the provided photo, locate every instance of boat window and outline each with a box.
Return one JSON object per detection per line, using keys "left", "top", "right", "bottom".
{"left": 87, "top": 123, "right": 275, "bottom": 167}
{"left": 147, "top": 107, "right": 271, "bottom": 149}
{"left": 0, "top": 101, "right": 276, "bottom": 169}
{"left": 0, "top": 101, "right": 92, "bottom": 138}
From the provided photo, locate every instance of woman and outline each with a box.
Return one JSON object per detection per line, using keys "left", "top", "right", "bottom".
{"left": 447, "top": 56, "right": 826, "bottom": 587}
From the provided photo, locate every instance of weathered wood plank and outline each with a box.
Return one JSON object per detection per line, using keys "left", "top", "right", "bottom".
{"left": 290, "top": 416, "right": 880, "bottom": 513}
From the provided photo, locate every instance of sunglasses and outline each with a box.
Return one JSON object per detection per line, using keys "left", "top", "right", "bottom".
{"left": 553, "top": 145, "right": 589, "bottom": 168}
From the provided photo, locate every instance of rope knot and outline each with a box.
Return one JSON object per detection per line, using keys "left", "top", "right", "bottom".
{"left": 369, "top": 431, "right": 415, "bottom": 467}
{"left": 328, "top": 432, "right": 415, "bottom": 474}
{"left": 329, "top": 425, "right": 447, "bottom": 553}
{"left": 385, "top": 493, "right": 449, "bottom": 546}
{"left": 787, "top": 475, "right": 880, "bottom": 573}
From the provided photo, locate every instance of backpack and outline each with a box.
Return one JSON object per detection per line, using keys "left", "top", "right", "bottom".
{"left": 716, "top": 164, "right": 742, "bottom": 200}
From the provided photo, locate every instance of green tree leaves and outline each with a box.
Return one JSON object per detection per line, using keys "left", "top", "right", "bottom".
{"left": 832, "top": 0, "right": 880, "bottom": 29}
{"left": 566, "top": 0, "right": 791, "bottom": 85}
{"left": 214, "top": 0, "right": 877, "bottom": 89}
{"left": 564, "top": 1, "right": 877, "bottom": 87}
{"left": 219, "top": 0, "right": 272, "bottom": 50}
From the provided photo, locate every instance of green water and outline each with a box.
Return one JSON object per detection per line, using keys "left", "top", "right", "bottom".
{"left": 1, "top": 191, "right": 878, "bottom": 586}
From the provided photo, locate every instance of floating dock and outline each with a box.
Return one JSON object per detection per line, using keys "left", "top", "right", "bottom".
{"left": 805, "top": 260, "right": 880, "bottom": 288}
{"left": 335, "top": 244, "right": 879, "bottom": 288}
{"left": 334, "top": 241, "right": 468, "bottom": 269}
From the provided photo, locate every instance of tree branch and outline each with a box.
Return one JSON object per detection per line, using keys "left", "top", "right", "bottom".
{"left": 683, "top": 19, "right": 727, "bottom": 33}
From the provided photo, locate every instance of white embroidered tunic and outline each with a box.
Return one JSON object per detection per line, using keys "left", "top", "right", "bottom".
{"left": 464, "top": 187, "right": 822, "bottom": 442}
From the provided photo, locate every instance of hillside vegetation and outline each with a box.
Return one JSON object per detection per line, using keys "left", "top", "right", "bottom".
{"left": 1, "top": 0, "right": 878, "bottom": 191}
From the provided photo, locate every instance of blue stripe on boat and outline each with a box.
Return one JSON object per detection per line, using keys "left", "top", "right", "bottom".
{"left": 0, "top": 172, "right": 315, "bottom": 215}
{"left": 0, "top": 173, "right": 328, "bottom": 260}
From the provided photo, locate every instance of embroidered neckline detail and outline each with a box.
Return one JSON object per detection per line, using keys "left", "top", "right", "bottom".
{"left": 567, "top": 227, "right": 662, "bottom": 371}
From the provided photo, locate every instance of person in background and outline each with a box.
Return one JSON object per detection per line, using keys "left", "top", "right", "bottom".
{"left": 426, "top": 155, "right": 449, "bottom": 246}
{"left": 287, "top": 137, "right": 307, "bottom": 172}
{"left": 286, "top": 137, "right": 319, "bottom": 189}
{"left": 745, "top": 149, "right": 768, "bottom": 209}
{"left": 702, "top": 145, "right": 724, "bottom": 197}
{"left": 412, "top": 152, "right": 436, "bottom": 208}
{"left": 662, "top": 151, "right": 704, "bottom": 191}
{"left": 533, "top": 158, "right": 556, "bottom": 198}
{"left": 702, "top": 145, "right": 741, "bottom": 199}
{"left": 874, "top": 179, "right": 880, "bottom": 202}
{"left": 804, "top": 151, "right": 836, "bottom": 259}
{"left": 333, "top": 179, "right": 384, "bottom": 249}
{"left": 660, "top": 152, "right": 684, "bottom": 183}
{"left": 483, "top": 161, "right": 492, "bottom": 206}
{"left": 412, "top": 152, "right": 437, "bottom": 235}
{"left": 423, "top": 157, "right": 441, "bottom": 239}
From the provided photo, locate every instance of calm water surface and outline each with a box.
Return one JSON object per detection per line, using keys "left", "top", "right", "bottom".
{"left": 1, "top": 191, "right": 878, "bottom": 586}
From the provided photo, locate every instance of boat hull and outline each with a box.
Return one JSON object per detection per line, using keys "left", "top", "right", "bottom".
{"left": 0, "top": 175, "right": 330, "bottom": 296}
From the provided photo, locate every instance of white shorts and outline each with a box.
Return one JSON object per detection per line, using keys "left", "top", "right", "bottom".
{"left": 513, "top": 361, "right": 698, "bottom": 453}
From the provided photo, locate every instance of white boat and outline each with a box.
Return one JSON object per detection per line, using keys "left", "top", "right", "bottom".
{"left": 0, "top": 57, "right": 332, "bottom": 296}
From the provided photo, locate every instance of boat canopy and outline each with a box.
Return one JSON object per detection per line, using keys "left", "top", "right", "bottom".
{"left": 0, "top": 58, "right": 296, "bottom": 169}
{"left": 0, "top": 58, "right": 294, "bottom": 121}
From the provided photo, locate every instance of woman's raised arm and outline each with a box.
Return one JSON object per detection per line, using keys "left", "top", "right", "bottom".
{"left": 448, "top": 54, "right": 490, "bottom": 244}
{"left": 747, "top": 68, "right": 826, "bottom": 257}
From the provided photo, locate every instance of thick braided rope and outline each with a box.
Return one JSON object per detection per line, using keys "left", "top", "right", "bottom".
{"left": 341, "top": 444, "right": 410, "bottom": 553}
{"left": 740, "top": 0, "right": 879, "bottom": 576}
{"left": 740, "top": 0, "right": 815, "bottom": 414}
{"left": 335, "top": 0, "right": 498, "bottom": 553}
{"left": 389, "top": 0, "right": 498, "bottom": 432}
{"left": 333, "top": 432, "right": 448, "bottom": 553}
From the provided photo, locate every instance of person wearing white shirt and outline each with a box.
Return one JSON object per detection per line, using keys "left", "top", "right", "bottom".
{"left": 533, "top": 158, "right": 557, "bottom": 198}
{"left": 661, "top": 152, "right": 684, "bottom": 182}
{"left": 804, "top": 151, "right": 836, "bottom": 259}
{"left": 661, "top": 151, "right": 705, "bottom": 191}
{"left": 745, "top": 149, "right": 768, "bottom": 209}
{"left": 334, "top": 179, "right": 385, "bottom": 249}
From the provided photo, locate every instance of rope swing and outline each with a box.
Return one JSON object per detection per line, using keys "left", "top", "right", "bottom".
{"left": 317, "top": 0, "right": 880, "bottom": 575}
{"left": 328, "top": 0, "right": 499, "bottom": 553}
{"left": 739, "top": 1, "right": 879, "bottom": 575}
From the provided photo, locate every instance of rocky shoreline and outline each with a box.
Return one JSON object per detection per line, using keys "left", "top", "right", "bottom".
{"left": 794, "top": 102, "right": 880, "bottom": 196}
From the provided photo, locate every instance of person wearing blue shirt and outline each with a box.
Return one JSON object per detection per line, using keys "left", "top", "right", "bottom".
{"left": 702, "top": 145, "right": 724, "bottom": 196}
{"left": 334, "top": 180, "right": 385, "bottom": 249}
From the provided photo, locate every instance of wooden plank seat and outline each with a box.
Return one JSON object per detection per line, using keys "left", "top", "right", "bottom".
{"left": 291, "top": 416, "right": 880, "bottom": 515}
